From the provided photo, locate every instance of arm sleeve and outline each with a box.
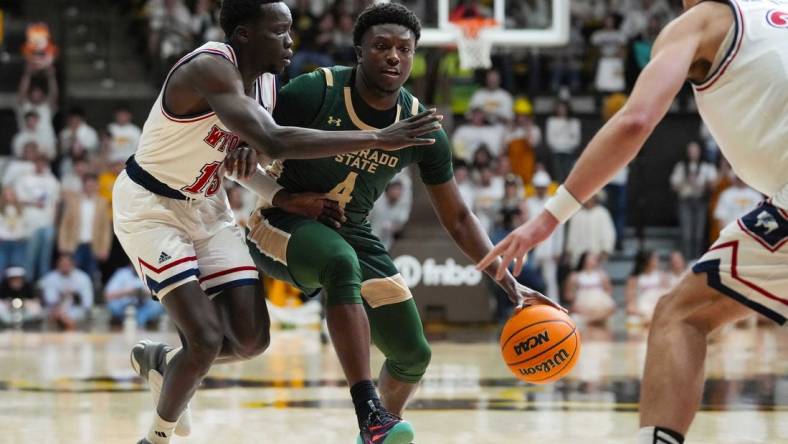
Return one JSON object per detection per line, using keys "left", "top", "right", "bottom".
{"left": 272, "top": 69, "right": 326, "bottom": 127}
{"left": 417, "top": 127, "right": 455, "bottom": 186}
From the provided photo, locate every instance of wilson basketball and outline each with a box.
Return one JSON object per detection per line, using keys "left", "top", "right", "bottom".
{"left": 500, "top": 305, "right": 581, "bottom": 384}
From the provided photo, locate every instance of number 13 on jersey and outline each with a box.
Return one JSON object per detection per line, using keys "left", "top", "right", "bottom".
{"left": 328, "top": 172, "right": 358, "bottom": 209}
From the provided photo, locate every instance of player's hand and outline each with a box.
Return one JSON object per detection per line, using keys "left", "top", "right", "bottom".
{"left": 375, "top": 109, "right": 443, "bottom": 151}
{"left": 273, "top": 190, "right": 346, "bottom": 228}
{"left": 506, "top": 281, "right": 568, "bottom": 313}
{"left": 224, "top": 145, "right": 258, "bottom": 179}
{"left": 478, "top": 210, "right": 560, "bottom": 281}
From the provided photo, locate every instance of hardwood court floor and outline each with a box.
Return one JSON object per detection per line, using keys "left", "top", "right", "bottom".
{"left": 0, "top": 324, "right": 786, "bottom": 444}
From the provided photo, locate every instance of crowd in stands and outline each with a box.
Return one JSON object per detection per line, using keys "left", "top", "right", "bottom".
{"left": 0, "top": 0, "right": 770, "bottom": 331}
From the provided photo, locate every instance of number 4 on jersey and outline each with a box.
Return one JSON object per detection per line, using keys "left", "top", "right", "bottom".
{"left": 328, "top": 172, "right": 358, "bottom": 209}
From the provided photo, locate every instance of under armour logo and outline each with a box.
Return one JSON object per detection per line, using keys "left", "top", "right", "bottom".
{"left": 755, "top": 211, "right": 779, "bottom": 235}
{"left": 155, "top": 431, "right": 168, "bottom": 438}
{"left": 158, "top": 252, "right": 172, "bottom": 264}
{"left": 328, "top": 116, "right": 342, "bottom": 127}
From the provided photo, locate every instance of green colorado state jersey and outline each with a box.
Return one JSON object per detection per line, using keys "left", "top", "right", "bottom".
{"left": 272, "top": 66, "right": 453, "bottom": 226}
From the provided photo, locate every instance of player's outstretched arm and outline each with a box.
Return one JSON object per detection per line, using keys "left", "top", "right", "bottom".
{"left": 478, "top": 5, "right": 711, "bottom": 279}
{"left": 426, "top": 180, "right": 566, "bottom": 312}
{"left": 185, "top": 56, "right": 441, "bottom": 160}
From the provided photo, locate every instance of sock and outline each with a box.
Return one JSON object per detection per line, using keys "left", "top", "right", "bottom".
{"left": 637, "top": 426, "right": 685, "bottom": 444}
{"left": 165, "top": 347, "right": 180, "bottom": 365}
{"left": 146, "top": 412, "right": 178, "bottom": 444}
{"left": 350, "top": 380, "right": 381, "bottom": 428}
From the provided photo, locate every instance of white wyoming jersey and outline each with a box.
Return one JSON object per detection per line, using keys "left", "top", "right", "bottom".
{"left": 693, "top": 0, "right": 788, "bottom": 209}
{"left": 134, "top": 42, "right": 276, "bottom": 199}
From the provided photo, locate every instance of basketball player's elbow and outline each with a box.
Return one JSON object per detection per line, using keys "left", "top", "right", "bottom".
{"left": 617, "top": 110, "right": 654, "bottom": 138}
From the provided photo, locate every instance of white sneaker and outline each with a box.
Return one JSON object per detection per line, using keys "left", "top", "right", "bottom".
{"left": 130, "top": 340, "right": 192, "bottom": 436}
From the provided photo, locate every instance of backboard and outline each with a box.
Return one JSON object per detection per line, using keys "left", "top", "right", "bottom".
{"left": 381, "top": 0, "right": 570, "bottom": 48}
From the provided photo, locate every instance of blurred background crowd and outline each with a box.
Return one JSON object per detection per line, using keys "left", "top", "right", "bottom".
{"left": 0, "top": 0, "right": 766, "bottom": 332}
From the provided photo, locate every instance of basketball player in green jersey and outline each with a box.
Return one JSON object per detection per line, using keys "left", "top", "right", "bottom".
{"left": 245, "top": 4, "right": 563, "bottom": 443}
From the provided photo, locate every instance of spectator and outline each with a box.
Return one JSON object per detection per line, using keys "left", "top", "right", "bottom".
{"left": 369, "top": 181, "right": 411, "bottom": 250}
{"left": 0, "top": 187, "right": 29, "bottom": 274}
{"left": 714, "top": 175, "right": 763, "bottom": 229}
{"left": 104, "top": 264, "right": 164, "bottom": 328}
{"left": 472, "top": 166, "right": 505, "bottom": 234}
{"left": 591, "top": 14, "right": 627, "bottom": 93}
{"left": 452, "top": 107, "right": 506, "bottom": 161}
{"left": 500, "top": 175, "right": 522, "bottom": 215}
{"left": 626, "top": 250, "right": 669, "bottom": 325}
{"left": 39, "top": 254, "right": 93, "bottom": 331}
{"left": 191, "top": 0, "right": 223, "bottom": 44}
{"left": 469, "top": 69, "right": 514, "bottom": 123}
{"left": 490, "top": 207, "right": 545, "bottom": 323}
{"left": 0, "top": 267, "right": 43, "bottom": 326}
{"left": 566, "top": 193, "right": 616, "bottom": 265}
{"left": 289, "top": 12, "right": 335, "bottom": 76}
{"left": 57, "top": 174, "right": 112, "bottom": 278}
{"left": 148, "top": 0, "right": 194, "bottom": 78}
{"left": 60, "top": 155, "right": 91, "bottom": 194}
{"left": 14, "top": 154, "right": 60, "bottom": 280}
{"left": 707, "top": 157, "right": 735, "bottom": 243}
{"left": 59, "top": 107, "right": 99, "bottom": 158}
{"left": 11, "top": 110, "right": 56, "bottom": 160}
{"left": 549, "top": 17, "right": 584, "bottom": 93}
{"left": 667, "top": 250, "right": 686, "bottom": 288}
{"left": 107, "top": 104, "right": 142, "bottom": 159}
{"left": 545, "top": 100, "right": 581, "bottom": 182}
{"left": 525, "top": 171, "right": 564, "bottom": 302}
{"left": 564, "top": 252, "right": 615, "bottom": 326}
{"left": 332, "top": 12, "right": 356, "bottom": 65}
{"left": 505, "top": 98, "right": 542, "bottom": 184}
{"left": 470, "top": 144, "right": 495, "bottom": 172}
{"left": 454, "top": 160, "right": 475, "bottom": 210}
{"left": 16, "top": 61, "right": 58, "bottom": 149}
{"left": 2, "top": 142, "right": 37, "bottom": 188}
{"left": 670, "top": 141, "right": 717, "bottom": 259}
{"left": 98, "top": 152, "right": 128, "bottom": 207}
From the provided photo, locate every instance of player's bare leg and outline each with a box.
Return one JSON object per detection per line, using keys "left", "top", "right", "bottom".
{"left": 378, "top": 366, "right": 419, "bottom": 416}
{"left": 135, "top": 282, "right": 224, "bottom": 444}
{"left": 327, "top": 304, "right": 373, "bottom": 385}
{"left": 212, "top": 282, "right": 271, "bottom": 363}
{"left": 637, "top": 272, "right": 750, "bottom": 443}
{"left": 134, "top": 282, "right": 270, "bottom": 442}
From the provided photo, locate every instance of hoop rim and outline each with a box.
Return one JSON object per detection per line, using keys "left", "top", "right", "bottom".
{"left": 449, "top": 17, "right": 500, "bottom": 39}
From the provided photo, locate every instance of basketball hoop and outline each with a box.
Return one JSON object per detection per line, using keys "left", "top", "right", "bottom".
{"left": 451, "top": 17, "right": 499, "bottom": 70}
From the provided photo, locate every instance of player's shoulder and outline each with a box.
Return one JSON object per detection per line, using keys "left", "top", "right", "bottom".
{"left": 287, "top": 66, "right": 353, "bottom": 89}
{"left": 661, "top": 1, "right": 732, "bottom": 36}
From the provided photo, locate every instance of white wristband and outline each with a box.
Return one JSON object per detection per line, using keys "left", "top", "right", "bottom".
{"left": 544, "top": 185, "right": 582, "bottom": 224}
{"left": 228, "top": 165, "right": 283, "bottom": 206}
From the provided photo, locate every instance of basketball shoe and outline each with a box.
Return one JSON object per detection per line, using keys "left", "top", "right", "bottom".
{"left": 356, "top": 401, "right": 415, "bottom": 444}
{"left": 130, "top": 340, "right": 192, "bottom": 436}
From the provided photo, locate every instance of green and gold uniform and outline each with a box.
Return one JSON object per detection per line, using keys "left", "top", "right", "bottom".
{"left": 246, "top": 66, "right": 453, "bottom": 383}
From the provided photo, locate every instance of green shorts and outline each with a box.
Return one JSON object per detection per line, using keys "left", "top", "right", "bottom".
{"left": 246, "top": 208, "right": 412, "bottom": 307}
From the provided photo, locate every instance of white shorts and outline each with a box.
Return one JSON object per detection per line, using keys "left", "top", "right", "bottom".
{"left": 693, "top": 201, "right": 788, "bottom": 325}
{"left": 113, "top": 171, "right": 258, "bottom": 299}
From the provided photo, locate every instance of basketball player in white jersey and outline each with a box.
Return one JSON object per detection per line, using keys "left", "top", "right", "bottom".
{"left": 114, "top": 1, "right": 441, "bottom": 443}
{"left": 479, "top": 1, "right": 787, "bottom": 442}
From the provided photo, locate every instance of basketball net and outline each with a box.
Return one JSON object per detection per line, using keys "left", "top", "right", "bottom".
{"left": 451, "top": 18, "right": 499, "bottom": 70}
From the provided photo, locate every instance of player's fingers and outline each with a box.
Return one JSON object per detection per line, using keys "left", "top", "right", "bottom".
{"left": 324, "top": 200, "right": 346, "bottom": 222}
{"left": 224, "top": 156, "right": 236, "bottom": 175}
{"left": 512, "top": 248, "right": 527, "bottom": 277}
{"left": 497, "top": 245, "right": 518, "bottom": 281}
{"left": 321, "top": 205, "right": 344, "bottom": 225}
{"left": 407, "top": 138, "right": 437, "bottom": 146}
{"left": 405, "top": 108, "right": 437, "bottom": 122}
{"left": 478, "top": 241, "right": 507, "bottom": 270}
{"left": 318, "top": 215, "right": 341, "bottom": 229}
{"left": 243, "top": 150, "right": 256, "bottom": 178}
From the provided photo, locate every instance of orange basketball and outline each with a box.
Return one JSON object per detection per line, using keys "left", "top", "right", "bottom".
{"left": 500, "top": 305, "right": 581, "bottom": 384}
